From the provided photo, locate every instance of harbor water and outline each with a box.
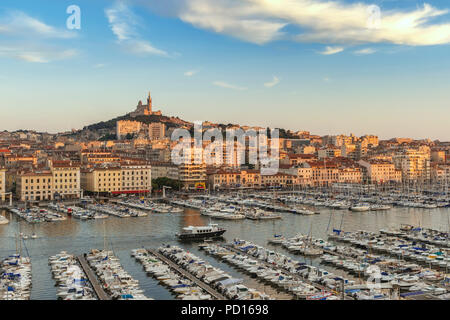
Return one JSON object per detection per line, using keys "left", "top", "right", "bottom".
{"left": 1, "top": 206, "right": 449, "bottom": 300}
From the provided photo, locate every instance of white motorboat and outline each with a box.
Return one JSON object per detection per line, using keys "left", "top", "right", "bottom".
{"left": 350, "top": 204, "right": 370, "bottom": 212}
{"left": 0, "top": 215, "right": 9, "bottom": 225}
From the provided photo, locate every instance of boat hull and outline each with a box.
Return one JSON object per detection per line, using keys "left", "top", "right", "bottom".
{"left": 177, "top": 229, "right": 226, "bottom": 240}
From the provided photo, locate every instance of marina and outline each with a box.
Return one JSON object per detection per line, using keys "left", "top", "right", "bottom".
{"left": 0, "top": 192, "right": 449, "bottom": 300}
{"left": 202, "top": 242, "right": 338, "bottom": 299}
{"left": 49, "top": 252, "right": 97, "bottom": 300}
{"left": 77, "top": 254, "right": 110, "bottom": 300}
{"left": 0, "top": 254, "right": 32, "bottom": 300}
{"left": 1, "top": 0, "right": 449, "bottom": 309}
{"left": 158, "top": 245, "right": 270, "bottom": 300}
{"left": 85, "top": 249, "right": 150, "bottom": 300}
{"left": 145, "top": 248, "right": 224, "bottom": 300}
{"left": 8, "top": 207, "right": 66, "bottom": 223}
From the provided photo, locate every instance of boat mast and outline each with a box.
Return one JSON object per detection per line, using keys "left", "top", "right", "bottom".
{"left": 339, "top": 212, "right": 344, "bottom": 233}
{"left": 326, "top": 211, "right": 333, "bottom": 234}
{"left": 19, "top": 220, "right": 22, "bottom": 256}
{"left": 103, "top": 218, "right": 107, "bottom": 252}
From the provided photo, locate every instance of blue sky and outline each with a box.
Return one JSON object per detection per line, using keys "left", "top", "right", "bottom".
{"left": 0, "top": 0, "right": 449, "bottom": 140}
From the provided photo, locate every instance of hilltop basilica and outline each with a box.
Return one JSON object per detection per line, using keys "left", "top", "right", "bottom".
{"left": 130, "top": 92, "right": 162, "bottom": 117}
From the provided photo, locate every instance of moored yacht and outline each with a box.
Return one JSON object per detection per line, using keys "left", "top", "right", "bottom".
{"left": 350, "top": 204, "right": 370, "bottom": 212}
{"left": 177, "top": 224, "right": 226, "bottom": 240}
{"left": 0, "top": 215, "right": 9, "bottom": 225}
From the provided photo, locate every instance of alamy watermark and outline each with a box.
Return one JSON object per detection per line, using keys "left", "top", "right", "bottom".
{"left": 367, "top": 4, "right": 381, "bottom": 29}
{"left": 66, "top": 5, "right": 81, "bottom": 30}
{"left": 171, "top": 122, "right": 280, "bottom": 175}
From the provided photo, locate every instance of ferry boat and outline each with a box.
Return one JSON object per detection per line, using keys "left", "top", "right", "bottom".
{"left": 176, "top": 224, "right": 226, "bottom": 240}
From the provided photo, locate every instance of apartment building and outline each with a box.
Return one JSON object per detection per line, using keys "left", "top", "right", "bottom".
{"left": 0, "top": 168, "right": 5, "bottom": 202}
{"left": 179, "top": 163, "right": 207, "bottom": 190}
{"left": 150, "top": 162, "right": 179, "bottom": 180}
{"left": 282, "top": 153, "right": 316, "bottom": 166}
{"left": 361, "top": 135, "right": 379, "bottom": 147}
{"left": 146, "top": 148, "right": 171, "bottom": 162}
{"left": 81, "top": 149, "right": 120, "bottom": 164}
{"left": 208, "top": 169, "right": 260, "bottom": 189}
{"left": 116, "top": 120, "right": 142, "bottom": 140}
{"left": 341, "top": 144, "right": 357, "bottom": 159}
{"left": 149, "top": 122, "right": 166, "bottom": 140}
{"left": 289, "top": 166, "right": 313, "bottom": 186}
{"left": 308, "top": 162, "right": 340, "bottom": 186}
{"left": 16, "top": 171, "right": 53, "bottom": 201}
{"left": 12, "top": 160, "right": 80, "bottom": 201}
{"left": 81, "top": 166, "right": 122, "bottom": 194}
{"left": 174, "top": 145, "right": 208, "bottom": 190}
{"left": 301, "top": 146, "right": 316, "bottom": 154}
{"left": 393, "top": 148, "right": 431, "bottom": 182}
{"left": 50, "top": 160, "right": 81, "bottom": 199}
{"left": 120, "top": 162, "right": 152, "bottom": 194}
{"left": 431, "top": 164, "right": 450, "bottom": 184}
{"left": 318, "top": 146, "right": 342, "bottom": 159}
{"left": 431, "top": 150, "right": 446, "bottom": 163}
{"left": 358, "top": 159, "right": 402, "bottom": 184}
{"left": 81, "top": 162, "right": 151, "bottom": 195}
{"left": 4, "top": 154, "right": 37, "bottom": 168}
{"left": 337, "top": 167, "right": 362, "bottom": 184}
{"left": 260, "top": 172, "right": 297, "bottom": 187}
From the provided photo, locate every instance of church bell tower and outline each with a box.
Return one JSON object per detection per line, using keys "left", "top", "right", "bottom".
{"left": 146, "top": 91, "right": 152, "bottom": 115}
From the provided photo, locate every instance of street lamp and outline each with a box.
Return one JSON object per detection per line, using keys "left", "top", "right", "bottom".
{"left": 162, "top": 186, "right": 172, "bottom": 198}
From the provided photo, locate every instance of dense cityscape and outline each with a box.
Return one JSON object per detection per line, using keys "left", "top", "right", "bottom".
{"left": 1, "top": 0, "right": 449, "bottom": 307}
{"left": 0, "top": 92, "right": 449, "bottom": 202}
{"left": 1, "top": 92, "right": 449, "bottom": 301}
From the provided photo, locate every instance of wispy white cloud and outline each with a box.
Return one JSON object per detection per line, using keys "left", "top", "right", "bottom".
{"left": 94, "top": 63, "right": 106, "bottom": 68}
{"left": 354, "top": 48, "right": 376, "bottom": 55}
{"left": 0, "top": 11, "right": 77, "bottom": 63}
{"left": 138, "top": 1, "right": 450, "bottom": 47}
{"left": 0, "top": 11, "right": 76, "bottom": 39}
{"left": 184, "top": 70, "right": 198, "bottom": 77}
{"left": 213, "top": 81, "right": 247, "bottom": 91}
{"left": 128, "top": 40, "right": 169, "bottom": 57}
{"left": 16, "top": 53, "right": 49, "bottom": 63}
{"left": 0, "top": 47, "right": 78, "bottom": 63}
{"left": 319, "top": 46, "right": 344, "bottom": 55}
{"left": 105, "top": 1, "right": 169, "bottom": 57}
{"left": 264, "top": 76, "right": 280, "bottom": 87}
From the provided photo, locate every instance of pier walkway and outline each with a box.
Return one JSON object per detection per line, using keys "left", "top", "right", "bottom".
{"left": 77, "top": 255, "right": 111, "bottom": 300}
{"left": 147, "top": 248, "right": 227, "bottom": 300}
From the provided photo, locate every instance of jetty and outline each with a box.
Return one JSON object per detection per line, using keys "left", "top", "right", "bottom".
{"left": 147, "top": 248, "right": 227, "bottom": 300}
{"left": 77, "top": 255, "right": 111, "bottom": 300}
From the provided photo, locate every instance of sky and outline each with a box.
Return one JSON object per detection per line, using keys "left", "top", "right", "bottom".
{"left": 0, "top": 0, "right": 449, "bottom": 140}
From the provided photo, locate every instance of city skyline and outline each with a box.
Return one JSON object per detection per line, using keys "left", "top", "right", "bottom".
{"left": 1, "top": 0, "right": 450, "bottom": 140}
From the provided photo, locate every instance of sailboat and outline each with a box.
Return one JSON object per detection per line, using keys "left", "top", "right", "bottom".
{"left": 0, "top": 214, "right": 9, "bottom": 225}
{"left": 301, "top": 222, "right": 323, "bottom": 256}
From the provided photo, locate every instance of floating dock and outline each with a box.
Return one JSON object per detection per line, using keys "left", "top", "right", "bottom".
{"left": 77, "top": 255, "right": 111, "bottom": 300}
{"left": 147, "top": 248, "right": 227, "bottom": 300}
